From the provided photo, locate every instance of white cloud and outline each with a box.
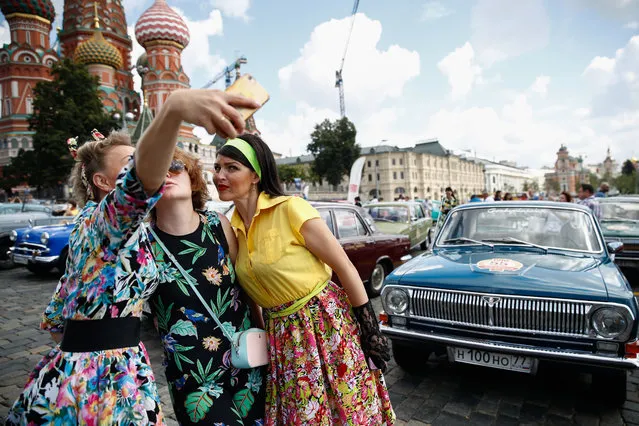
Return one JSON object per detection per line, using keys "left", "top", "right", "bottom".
{"left": 437, "top": 42, "right": 482, "bottom": 100}
{"left": 471, "top": 0, "right": 550, "bottom": 67}
{"left": 421, "top": 2, "right": 454, "bottom": 21}
{"left": 568, "top": 0, "right": 639, "bottom": 21}
{"left": 530, "top": 75, "right": 550, "bottom": 97}
{"left": 210, "top": 0, "right": 251, "bottom": 21}
{"left": 278, "top": 13, "right": 420, "bottom": 113}
{"left": 625, "top": 21, "right": 639, "bottom": 29}
{"left": 0, "top": 20, "right": 9, "bottom": 45}
{"left": 583, "top": 35, "right": 639, "bottom": 116}
{"left": 256, "top": 103, "right": 340, "bottom": 156}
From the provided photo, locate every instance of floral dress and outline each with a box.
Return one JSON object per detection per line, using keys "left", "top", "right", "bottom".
{"left": 6, "top": 158, "right": 165, "bottom": 426}
{"left": 149, "top": 210, "right": 265, "bottom": 425}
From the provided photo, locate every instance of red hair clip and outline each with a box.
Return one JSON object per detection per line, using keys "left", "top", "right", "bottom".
{"left": 91, "top": 129, "right": 105, "bottom": 141}
{"left": 67, "top": 137, "right": 79, "bottom": 159}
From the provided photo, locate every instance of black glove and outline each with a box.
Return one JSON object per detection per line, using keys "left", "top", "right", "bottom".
{"left": 353, "top": 301, "right": 391, "bottom": 373}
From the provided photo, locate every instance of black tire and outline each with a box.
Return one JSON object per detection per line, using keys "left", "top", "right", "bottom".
{"left": 0, "top": 241, "right": 14, "bottom": 270}
{"left": 367, "top": 262, "right": 386, "bottom": 297}
{"left": 26, "top": 263, "right": 53, "bottom": 276}
{"left": 593, "top": 370, "right": 627, "bottom": 406}
{"left": 57, "top": 247, "right": 69, "bottom": 274}
{"left": 392, "top": 341, "right": 432, "bottom": 374}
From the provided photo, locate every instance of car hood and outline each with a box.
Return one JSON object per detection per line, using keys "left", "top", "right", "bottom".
{"left": 19, "top": 223, "right": 73, "bottom": 243}
{"left": 391, "top": 250, "right": 611, "bottom": 301}
{"left": 374, "top": 221, "right": 410, "bottom": 234}
{"left": 600, "top": 220, "right": 639, "bottom": 239}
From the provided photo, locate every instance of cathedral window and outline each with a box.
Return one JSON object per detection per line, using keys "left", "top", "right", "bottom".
{"left": 165, "top": 56, "right": 169, "bottom": 69}
{"left": 26, "top": 98, "right": 33, "bottom": 115}
{"left": 40, "top": 34, "right": 45, "bottom": 47}
{"left": 25, "top": 32, "right": 30, "bottom": 44}
{"left": 5, "top": 99, "right": 11, "bottom": 115}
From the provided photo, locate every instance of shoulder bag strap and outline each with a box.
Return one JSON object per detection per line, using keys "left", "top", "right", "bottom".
{"left": 146, "top": 224, "right": 236, "bottom": 345}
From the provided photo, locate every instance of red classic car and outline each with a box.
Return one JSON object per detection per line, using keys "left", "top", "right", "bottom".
{"left": 312, "top": 202, "right": 412, "bottom": 296}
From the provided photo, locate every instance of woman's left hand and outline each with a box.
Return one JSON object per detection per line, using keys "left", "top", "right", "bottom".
{"left": 353, "top": 301, "right": 391, "bottom": 373}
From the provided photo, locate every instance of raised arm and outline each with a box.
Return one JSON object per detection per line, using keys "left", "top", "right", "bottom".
{"left": 135, "top": 89, "right": 260, "bottom": 195}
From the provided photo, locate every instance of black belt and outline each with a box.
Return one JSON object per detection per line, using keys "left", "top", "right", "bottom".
{"left": 60, "top": 317, "right": 141, "bottom": 352}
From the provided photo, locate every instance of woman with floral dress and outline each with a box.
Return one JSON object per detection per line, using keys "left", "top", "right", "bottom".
{"left": 214, "top": 134, "right": 395, "bottom": 425}
{"left": 148, "top": 148, "right": 265, "bottom": 425}
{"left": 5, "top": 89, "right": 260, "bottom": 425}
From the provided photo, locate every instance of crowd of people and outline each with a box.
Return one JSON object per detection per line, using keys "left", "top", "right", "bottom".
{"left": 5, "top": 89, "right": 396, "bottom": 425}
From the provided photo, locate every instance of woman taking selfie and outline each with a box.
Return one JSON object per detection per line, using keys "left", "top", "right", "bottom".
{"left": 148, "top": 148, "right": 265, "bottom": 425}
{"left": 6, "top": 89, "right": 259, "bottom": 425}
{"left": 214, "top": 134, "right": 395, "bottom": 425}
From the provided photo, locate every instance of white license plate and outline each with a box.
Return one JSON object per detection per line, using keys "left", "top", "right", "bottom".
{"left": 448, "top": 346, "right": 536, "bottom": 373}
{"left": 13, "top": 256, "right": 27, "bottom": 265}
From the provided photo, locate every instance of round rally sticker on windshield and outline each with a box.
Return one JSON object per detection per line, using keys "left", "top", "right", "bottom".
{"left": 476, "top": 258, "right": 524, "bottom": 272}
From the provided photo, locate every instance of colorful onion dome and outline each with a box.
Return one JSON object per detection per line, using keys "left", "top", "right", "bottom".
{"left": 0, "top": 0, "right": 56, "bottom": 23}
{"left": 135, "top": 0, "right": 190, "bottom": 49}
{"left": 75, "top": 30, "right": 123, "bottom": 69}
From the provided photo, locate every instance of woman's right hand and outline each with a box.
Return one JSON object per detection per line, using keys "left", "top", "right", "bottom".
{"left": 167, "top": 89, "right": 261, "bottom": 139}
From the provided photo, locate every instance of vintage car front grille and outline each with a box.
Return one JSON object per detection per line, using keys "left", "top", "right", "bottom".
{"left": 620, "top": 239, "right": 639, "bottom": 252}
{"left": 411, "top": 289, "right": 591, "bottom": 337}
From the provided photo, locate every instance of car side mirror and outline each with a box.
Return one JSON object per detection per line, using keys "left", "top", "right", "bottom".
{"left": 607, "top": 241, "right": 623, "bottom": 254}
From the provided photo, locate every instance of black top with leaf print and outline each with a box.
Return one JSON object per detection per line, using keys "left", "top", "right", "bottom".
{"left": 149, "top": 210, "right": 265, "bottom": 425}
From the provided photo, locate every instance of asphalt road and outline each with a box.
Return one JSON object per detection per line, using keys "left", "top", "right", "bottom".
{"left": 1, "top": 265, "right": 638, "bottom": 425}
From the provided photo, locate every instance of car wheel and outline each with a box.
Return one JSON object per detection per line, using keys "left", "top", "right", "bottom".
{"left": 0, "top": 240, "right": 14, "bottom": 270}
{"left": 593, "top": 370, "right": 627, "bottom": 406}
{"left": 392, "top": 341, "right": 432, "bottom": 373}
{"left": 57, "top": 248, "right": 68, "bottom": 275}
{"left": 368, "top": 262, "right": 386, "bottom": 297}
{"left": 26, "top": 263, "right": 53, "bottom": 276}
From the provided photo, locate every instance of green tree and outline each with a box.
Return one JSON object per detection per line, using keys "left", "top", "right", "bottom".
{"left": 0, "top": 149, "right": 35, "bottom": 195}
{"left": 277, "top": 164, "right": 309, "bottom": 184}
{"left": 588, "top": 173, "right": 600, "bottom": 188}
{"left": 307, "top": 117, "right": 360, "bottom": 187}
{"left": 621, "top": 159, "right": 636, "bottom": 176}
{"left": 545, "top": 178, "right": 560, "bottom": 194}
{"left": 3, "top": 59, "right": 118, "bottom": 195}
{"left": 615, "top": 172, "right": 636, "bottom": 194}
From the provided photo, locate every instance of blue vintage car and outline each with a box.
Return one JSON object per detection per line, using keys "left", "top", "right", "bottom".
{"left": 599, "top": 196, "right": 639, "bottom": 276}
{"left": 380, "top": 201, "right": 637, "bottom": 404}
{"left": 9, "top": 220, "right": 74, "bottom": 276}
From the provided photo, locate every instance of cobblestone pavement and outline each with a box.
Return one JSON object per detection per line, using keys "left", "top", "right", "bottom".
{"left": 1, "top": 267, "right": 638, "bottom": 425}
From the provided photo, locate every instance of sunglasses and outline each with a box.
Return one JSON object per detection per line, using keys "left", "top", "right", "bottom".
{"left": 168, "top": 159, "right": 186, "bottom": 175}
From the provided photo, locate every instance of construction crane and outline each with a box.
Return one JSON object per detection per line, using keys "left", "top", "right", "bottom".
{"left": 335, "top": 0, "right": 360, "bottom": 118}
{"left": 201, "top": 55, "right": 248, "bottom": 89}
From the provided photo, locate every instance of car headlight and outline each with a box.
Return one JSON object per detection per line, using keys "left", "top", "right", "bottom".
{"left": 40, "top": 232, "right": 50, "bottom": 245}
{"left": 9, "top": 230, "right": 17, "bottom": 241}
{"left": 591, "top": 308, "right": 629, "bottom": 339}
{"left": 384, "top": 288, "right": 409, "bottom": 315}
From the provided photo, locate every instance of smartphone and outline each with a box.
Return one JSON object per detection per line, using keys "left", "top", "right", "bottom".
{"left": 225, "top": 74, "right": 270, "bottom": 120}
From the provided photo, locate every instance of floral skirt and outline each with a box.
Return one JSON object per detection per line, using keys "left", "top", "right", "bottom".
{"left": 5, "top": 343, "right": 164, "bottom": 426}
{"left": 263, "top": 281, "right": 395, "bottom": 425}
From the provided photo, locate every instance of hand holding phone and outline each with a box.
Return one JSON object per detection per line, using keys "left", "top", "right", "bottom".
{"left": 224, "top": 74, "right": 270, "bottom": 121}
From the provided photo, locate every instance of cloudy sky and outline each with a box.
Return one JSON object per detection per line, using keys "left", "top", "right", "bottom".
{"left": 1, "top": 0, "right": 638, "bottom": 169}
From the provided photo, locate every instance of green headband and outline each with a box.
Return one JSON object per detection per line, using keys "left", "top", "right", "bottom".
{"left": 223, "top": 138, "right": 262, "bottom": 180}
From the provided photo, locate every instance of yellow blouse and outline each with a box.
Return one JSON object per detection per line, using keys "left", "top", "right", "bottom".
{"left": 231, "top": 193, "right": 332, "bottom": 308}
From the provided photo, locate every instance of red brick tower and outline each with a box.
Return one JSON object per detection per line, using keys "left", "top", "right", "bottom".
{"left": 60, "top": 0, "right": 139, "bottom": 116}
{"left": 0, "top": 0, "right": 59, "bottom": 167}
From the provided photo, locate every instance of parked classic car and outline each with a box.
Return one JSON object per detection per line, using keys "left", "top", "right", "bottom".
{"left": 380, "top": 201, "right": 637, "bottom": 403}
{"left": 599, "top": 196, "right": 639, "bottom": 275}
{"left": 315, "top": 202, "right": 411, "bottom": 295}
{"left": 0, "top": 203, "right": 69, "bottom": 268}
{"left": 9, "top": 220, "right": 74, "bottom": 276}
{"left": 431, "top": 200, "right": 442, "bottom": 222}
{"left": 364, "top": 201, "right": 432, "bottom": 250}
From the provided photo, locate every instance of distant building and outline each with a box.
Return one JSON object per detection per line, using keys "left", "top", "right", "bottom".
{"left": 586, "top": 147, "right": 619, "bottom": 179}
{"left": 544, "top": 145, "right": 589, "bottom": 194}
{"left": 275, "top": 139, "right": 485, "bottom": 202}
{"left": 472, "top": 159, "right": 536, "bottom": 194}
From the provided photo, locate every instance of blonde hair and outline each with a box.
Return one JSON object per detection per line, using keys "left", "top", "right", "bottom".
{"left": 71, "top": 131, "right": 132, "bottom": 207}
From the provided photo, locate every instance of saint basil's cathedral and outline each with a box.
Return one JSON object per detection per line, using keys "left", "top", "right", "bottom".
{"left": 0, "top": 0, "right": 243, "bottom": 175}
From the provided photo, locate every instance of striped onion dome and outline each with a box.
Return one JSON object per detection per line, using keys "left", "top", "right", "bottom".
{"left": 75, "top": 29, "right": 123, "bottom": 69}
{"left": 0, "top": 0, "right": 55, "bottom": 23}
{"left": 135, "top": 0, "right": 190, "bottom": 49}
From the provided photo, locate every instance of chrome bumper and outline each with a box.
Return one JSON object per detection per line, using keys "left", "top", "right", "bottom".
{"left": 8, "top": 248, "right": 59, "bottom": 264}
{"left": 381, "top": 324, "right": 639, "bottom": 369}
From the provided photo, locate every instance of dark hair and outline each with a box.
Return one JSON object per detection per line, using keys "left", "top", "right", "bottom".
{"left": 445, "top": 187, "right": 453, "bottom": 192}
{"left": 68, "top": 200, "right": 77, "bottom": 208}
{"left": 503, "top": 192, "right": 513, "bottom": 200}
{"left": 495, "top": 190, "right": 502, "bottom": 196}
{"left": 217, "top": 133, "right": 286, "bottom": 197}
{"left": 560, "top": 191, "right": 573, "bottom": 202}
{"left": 580, "top": 183, "right": 594, "bottom": 194}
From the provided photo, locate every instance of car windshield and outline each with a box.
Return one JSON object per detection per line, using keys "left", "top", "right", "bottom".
{"left": 437, "top": 206, "right": 602, "bottom": 253}
{"left": 600, "top": 201, "right": 639, "bottom": 222}
{"left": 367, "top": 205, "right": 410, "bottom": 223}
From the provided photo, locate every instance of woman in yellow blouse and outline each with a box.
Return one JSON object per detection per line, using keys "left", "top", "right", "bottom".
{"left": 214, "top": 134, "right": 395, "bottom": 425}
